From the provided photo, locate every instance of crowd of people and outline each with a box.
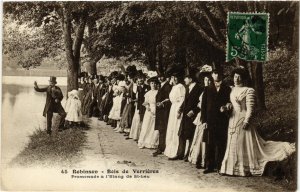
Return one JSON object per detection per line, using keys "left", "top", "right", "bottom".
{"left": 35, "top": 64, "right": 296, "bottom": 177}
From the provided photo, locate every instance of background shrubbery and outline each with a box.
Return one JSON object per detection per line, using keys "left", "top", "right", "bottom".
{"left": 255, "top": 44, "right": 297, "bottom": 189}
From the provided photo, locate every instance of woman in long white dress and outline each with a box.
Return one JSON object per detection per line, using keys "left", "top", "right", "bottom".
{"left": 138, "top": 77, "right": 159, "bottom": 149}
{"left": 220, "top": 67, "right": 296, "bottom": 176}
{"left": 164, "top": 75, "right": 186, "bottom": 159}
{"left": 188, "top": 72, "right": 212, "bottom": 167}
{"left": 129, "top": 83, "right": 141, "bottom": 141}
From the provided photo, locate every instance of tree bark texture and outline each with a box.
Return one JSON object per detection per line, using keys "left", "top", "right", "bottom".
{"left": 61, "top": 5, "right": 86, "bottom": 92}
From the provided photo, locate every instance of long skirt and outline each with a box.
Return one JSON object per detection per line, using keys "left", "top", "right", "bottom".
{"left": 220, "top": 124, "right": 296, "bottom": 176}
{"left": 164, "top": 102, "right": 183, "bottom": 158}
{"left": 129, "top": 107, "right": 141, "bottom": 141}
{"left": 120, "top": 102, "right": 135, "bottom": 131}
{"left": 137, "top": 110, "right": 159, "bottom": 149}
{"left": 188, "top": 123, "right": 206, "bottom": 166}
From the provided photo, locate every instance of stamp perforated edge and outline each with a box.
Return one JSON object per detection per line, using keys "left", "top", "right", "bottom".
{"left": 226, "top": 12, "right": 270, "bottom": 62}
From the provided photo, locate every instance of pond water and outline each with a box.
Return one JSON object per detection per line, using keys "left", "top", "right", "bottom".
{"left": 2, "top": 76, "right": 67, "bottom": 165}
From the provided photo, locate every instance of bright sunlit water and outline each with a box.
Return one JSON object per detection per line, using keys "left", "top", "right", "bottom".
{"left": 2, "top": 76, "right": 67, "bottom": 165}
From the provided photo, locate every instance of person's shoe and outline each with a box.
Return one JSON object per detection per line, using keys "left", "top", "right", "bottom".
{"left": 203, "top": 169, "right": 214, "bottom": 174}
{"left": 196, "top": 164, "right": 204, "bottom": 169}
{"left": 98, "top": 117, "right": 103, "bottom": 121}
{"left": 46, "top": 130, "right": 52, "bottom": 135}
{"left": 183, "top": 156, "right": 189, "bottom": 162}
{"left": 125, "top": 137, "right": 131, "bottom": 140}
{"left": 168, "top": 156, "right": 180, "bottom": 161}
{"left": 152, "top": 150, "right": 162, "bottom": 157}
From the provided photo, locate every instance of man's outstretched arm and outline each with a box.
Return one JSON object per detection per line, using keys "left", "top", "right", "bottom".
{"left": 34, "top": 81, "right": 48, "bottom": 92}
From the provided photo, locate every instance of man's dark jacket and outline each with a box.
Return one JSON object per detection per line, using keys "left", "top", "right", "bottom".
{"left": 155, "top": 82, "right": 172, "bottom": 131}
{"left": 178, "top": 83, "right": 203, "bottom": 140}
{"left": 34, "top": 85, "right": 64, "bottom": 117}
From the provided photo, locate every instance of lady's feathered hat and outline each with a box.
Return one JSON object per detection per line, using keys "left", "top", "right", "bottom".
{"left": 196, "top": 64, "right": 213, "bottom": 81}
{"left": 147, "top": 71, "right": 158, "bottom": 79}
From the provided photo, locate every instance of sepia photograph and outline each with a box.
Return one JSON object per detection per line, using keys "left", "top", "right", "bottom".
{"left": 1, "top": 1, "right": 298, "bottom": 191}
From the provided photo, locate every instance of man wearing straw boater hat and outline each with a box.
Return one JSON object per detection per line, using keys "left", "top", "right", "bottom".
{"left": 34, "top": 76, "right": 66, "bottom": 135}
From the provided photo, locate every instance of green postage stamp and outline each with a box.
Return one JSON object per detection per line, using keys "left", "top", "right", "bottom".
{"left": 226, "top": 12, "right": 269, "bottom": 62}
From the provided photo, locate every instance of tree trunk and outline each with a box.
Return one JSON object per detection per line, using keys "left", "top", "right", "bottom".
{"left": 155, "top": 43, "right": 164, "bottom": 75}
{"left": 292, "top": 5, "right": 299, "bottom": 52}
{"left": 61, "top": 5, "right": 86, "bottom": 92}
{"left": 90, "top": 59, "right": 98, "bottom": 75}
{"left": 62, "top": 6, "right": 76, "bottom": 92}
{"left": 250, "top": 62, "right": 266, "bottom": 110}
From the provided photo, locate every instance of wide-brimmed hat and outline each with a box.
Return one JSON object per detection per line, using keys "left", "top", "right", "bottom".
{"left": 136, "top": 70, "right": 146, "bottom": 79}
{"left": 126, "top": 65, "right": 138, "bottom": 78}
{"left": 109, "top": 71, "right": 119, "bottom": 79}
{"left": 196, "top": 64, "right": 213, "bottom": 79}
{"left": 98, "top": 75, "right": 105, "bottom": 82}
{"left": 166, "top": 64, "right": 185, "bottom": 78}
{"left": 184, "top": 67, "right": 198, "bottom": 80}
{"left": 49, "top": 76, "right": 57, "bottom": 84}
{"left": 147, "top": 71, "right": 158, "bottom": 78}
{"left": 79, "top": 72, "right": 88, "bottom": 78}
{"left": 147, "top": 76, "right": 159, "bottom": 84}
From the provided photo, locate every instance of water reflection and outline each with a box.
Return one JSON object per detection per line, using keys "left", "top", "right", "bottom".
{"left": 2, "top": 78, "right": 67, "bottom": 166}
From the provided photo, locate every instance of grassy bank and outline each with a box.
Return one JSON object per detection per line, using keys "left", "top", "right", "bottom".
{"left": 10, "top": 126, "right": 87, "bottom": 168}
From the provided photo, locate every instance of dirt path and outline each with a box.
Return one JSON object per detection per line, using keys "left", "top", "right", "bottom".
{"left": 75, "top": 117, "right": 290, "bottom": 192}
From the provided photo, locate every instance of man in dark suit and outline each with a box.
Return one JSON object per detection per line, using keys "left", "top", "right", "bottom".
{"left": 136, "top": 73, "right": 149, "bottom": 122}
{"left": 201, "top": 69, "right": 231, "bottom": 174}
{"left": 175, "top": 70, "right": 203, "bottom": 161}
{"left": 153, "top": 73, "right": 172, "bottom": 157}
{"left": 34, "top": 76, "right": 66, "bottom": 135}
{"left": 102, "top": 73, "right": 117, "bottom": 123}
{"left": 97, "top": 75, "right": 106, "bottom": 121}
{"left": 89, "top": 75, "right": 99, "bottom": 117}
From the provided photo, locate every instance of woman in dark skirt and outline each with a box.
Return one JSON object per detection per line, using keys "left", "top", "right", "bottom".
{"left": 120, "top": 65, "right": 137, "bottom": 137}
{"left": 82, "top": 76, "right": 94, "bottom": 116}
{"left": 102, "top": 72, "right": 118, "bottom": 124}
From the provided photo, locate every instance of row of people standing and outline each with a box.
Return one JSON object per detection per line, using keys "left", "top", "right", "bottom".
{"left": 79, "top": 64, "right": 295, "bottom": 177}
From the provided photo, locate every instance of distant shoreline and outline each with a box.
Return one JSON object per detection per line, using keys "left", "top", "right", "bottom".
{"left": 3, "top": 69, "right": 67, "bottom": 77}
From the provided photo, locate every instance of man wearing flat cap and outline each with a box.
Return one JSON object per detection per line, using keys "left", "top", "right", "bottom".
{"left": 34, "top": 76, "right": 66, "bottom": 135}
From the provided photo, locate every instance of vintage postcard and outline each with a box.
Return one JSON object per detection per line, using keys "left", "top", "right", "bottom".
{"left": 1, "top": 1, "right": 298, "bottom": 191}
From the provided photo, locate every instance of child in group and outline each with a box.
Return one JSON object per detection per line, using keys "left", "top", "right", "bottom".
{"left": 65, "top": 89, "right": 83, "bottom": 127}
